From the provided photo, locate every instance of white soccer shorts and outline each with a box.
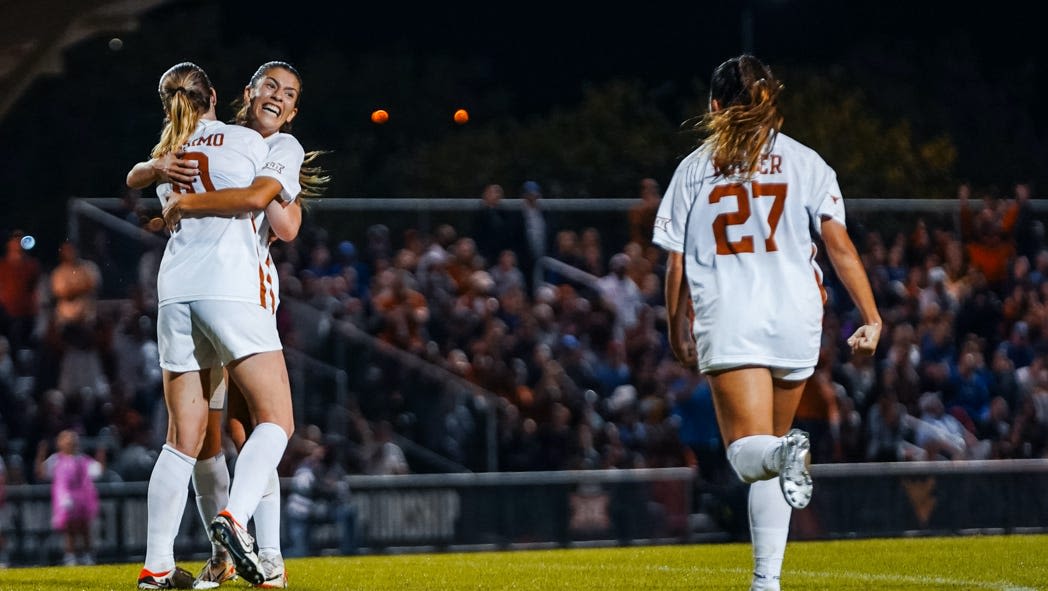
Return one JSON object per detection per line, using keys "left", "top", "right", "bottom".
{"left": 157, "top": 300, "right": 282, "bottom": 375}
{"left": 703, "top": 363, "right": 815, "bottom": 382}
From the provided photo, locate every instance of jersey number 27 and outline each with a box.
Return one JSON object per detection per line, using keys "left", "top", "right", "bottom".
{"left": 710, "top": 182, "right": 786, "bottom": 255}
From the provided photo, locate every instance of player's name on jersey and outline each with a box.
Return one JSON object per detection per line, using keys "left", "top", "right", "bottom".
{"left": 184, "top": 132, "right": 225, "bottom": 148}
{"left": 714, "top": 153, "right": 783, "bottom": 177}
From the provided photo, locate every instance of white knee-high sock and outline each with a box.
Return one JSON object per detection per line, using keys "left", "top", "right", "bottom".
{"left": 226, "top": 423, "right": 288, "bottom": 526}
{"left": 726, "top": 435, "right": 781, "bottom": 483}
{"left": 749, "top": 477, "right": 792, "bottom": 581}
{"left": 254, "top": 470, "right": 282, "bottom": 556}
{"left": 144, "top": 445, "right": 196, "bottom": 573}
{"left": 192, "top": 453, "right": 230, "bottom": 558}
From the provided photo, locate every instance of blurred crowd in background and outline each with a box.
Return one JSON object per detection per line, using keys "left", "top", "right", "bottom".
{"left": 1, "top": 177, "right": 1047, "bottom": 527}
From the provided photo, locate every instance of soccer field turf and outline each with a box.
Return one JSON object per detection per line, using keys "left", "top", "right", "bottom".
{"left": 1, "top": 534, "right": 1045, "bottom": 590}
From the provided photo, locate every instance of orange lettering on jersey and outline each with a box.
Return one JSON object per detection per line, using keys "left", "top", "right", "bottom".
{"left": 185, "top": 133, "right": 225, "bottom": 148}
{"left": 758, "top": 154, "right": 783, "bottom": 175}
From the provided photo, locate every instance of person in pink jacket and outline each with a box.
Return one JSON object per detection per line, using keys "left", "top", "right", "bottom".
{"left": 35, "top": 429, "right": 102, "bottom": 566}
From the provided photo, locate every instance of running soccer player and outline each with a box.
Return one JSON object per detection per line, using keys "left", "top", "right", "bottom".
{"left": 655, "top": 54, "right": 881, "bottom": 591}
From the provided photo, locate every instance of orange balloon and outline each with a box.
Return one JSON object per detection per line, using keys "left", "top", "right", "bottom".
{"left": 453, "top": 109, "right": 469, "bottom": 124}
{"left": 371, "top": 109, "right": 389, "bottom": 124}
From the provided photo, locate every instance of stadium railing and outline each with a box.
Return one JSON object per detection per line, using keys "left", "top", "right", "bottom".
{"left": 3, "top": 466, "right": 696, "bottom": 566}
{"left": 5, "top": 459, "right": 1048, "bottom": 566}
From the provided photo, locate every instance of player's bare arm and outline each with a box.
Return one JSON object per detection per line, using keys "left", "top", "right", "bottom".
{"left": 126, "top": 153, "right": 199, "bottom": 190}
{"left": 266, "top": 197, "right": 302, "bottom": 242}
{"left": 664, "top": 250, "right": 698, "bottom": 367}
{"left": 820, "top": 217, "right": 882, "bottom": 355}
{"left": 163, "top": 176, "right": 284, "bottom": 230}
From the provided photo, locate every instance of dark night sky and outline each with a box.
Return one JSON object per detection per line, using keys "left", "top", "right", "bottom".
{"left": 2, "top": 0, "right": 1046, "bottom": 262}
{"left": 226, "top": 0, "right": 1045, "bottom": 103}
{"left": 135, "top": 0, "right": 1045, "bottom": 123}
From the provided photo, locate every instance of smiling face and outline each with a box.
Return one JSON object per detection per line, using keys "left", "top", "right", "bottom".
{"left": 244, "top": 66, "right": 300, "bottom": 137}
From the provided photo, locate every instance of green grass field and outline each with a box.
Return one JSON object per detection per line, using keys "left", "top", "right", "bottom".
{"left": 1, "top": 534, "right": 1045, "bottom": 590}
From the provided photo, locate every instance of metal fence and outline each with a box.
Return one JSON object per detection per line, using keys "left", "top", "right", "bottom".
{"left": 4, "top": 460, "right": 1047, "bottom": 567}
{"left": 2, "top": 467, "right": 695, "bottom": 566}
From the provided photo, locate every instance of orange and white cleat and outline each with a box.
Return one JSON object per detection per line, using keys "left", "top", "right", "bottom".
{"left": 137, "top": 566, "right": 195, "bottom": 589}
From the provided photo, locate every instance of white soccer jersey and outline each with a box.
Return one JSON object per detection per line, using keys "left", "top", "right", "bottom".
{"left": 254, "top": 132, "right": 305, "bottom": 311}
{"left": 653, "top": 132, "right": 846, "bottom": 373}
{"left": 156, "top": 119, "right": 270, "bottom": 307}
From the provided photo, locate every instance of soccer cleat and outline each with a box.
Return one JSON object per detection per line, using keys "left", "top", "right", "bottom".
{"left": 138, "top": 566, "right": 195, "bottom": 589}
{"left": 255, "top": 552, "right": 288, "bottom": 588}
{"left": 210, "top": 510, "right": 265, "bottom": 586}
{"left": 750, "top": 572, "right": 781, "bottom": 591}
{"left": 193, "top": 555, "right": 238, "bottom": 589}
{"left": 778, "top": 428, "right": 813, "bottom": 509}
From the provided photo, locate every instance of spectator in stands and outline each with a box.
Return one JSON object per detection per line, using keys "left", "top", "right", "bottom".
{"left": 1002, "top": 320, "right": 1035, "bottom": 370}
{"left": 305, "top": 242, "right": 341, "bottom": 277}
{"left": 417, "top": 249, "right": 457, "bottom": 344}
{"left": 110, "top": 411, "right": 158, "bottom": 482}
{"left": 593, "top": 339, "right": 632, "bottom": 396}
{"left": 35, "top": 429, "right": 102, "bottom": 566}
{"left": 915, "top": 391, "right": 991, "bottom": 460}
{"left": 546, "top": 230, "right": 586, "bottom": 286}
{"left": 538, "top": 402, "right": 574, "bottom": 470}
{"left": 448, "top": 270, "right": 498, "bottom": 350}
{"left": 0, "top": 230, "right": 42, "bottom": 365}
{"left": 371, "top": 268, "right": 430, "bottom": 354}
{"left": 472, "top": 183, "right": 516, "bottom": 266}
{"left": 446, "top": 237, "right": 482, "bottom": 295}
{"left": 362, "top": 223, "right": 393, "bottom": 284}
{"left": 919, "top": 266, "right": 958, "bottom": 316}
{"left": 668, "top": 369, "right": 728, "bottom": 486}
{"left": 365, "top": 420, "right": 409, "bottom": 475}
{"left": 558, "top": 334, "right": 601, "bottom": 395}
{"left": 628, "top": 177, "right": 662, "bottom": 248}
{"left": 489, "top": 250, "right": 527, "bottom": 297}
{"left": 947, "top": 349, "right": 993, "bottom": 425}
{"left": 988, "top": 345, "right": 1021, "bottom": 412}
{"left": 882, "top": 323, "right": 923, "bottom": 413}
{"left": 515, "top": 180, "right": 549, "bottom": 289}
{"left": 49, "top": 241, "right": 101, "bottom": 334}
{"left": 837, "top": 343, "right": 877, "bottom": 412}
{"left": 596, "top": 253, "right": 643, "bottom": 342}
{"left": 1011, "top": 180, "right": 1043, "bottom": 262}
{"left": 865, "top": 392, "right": 924, "bottom": 461}
{"left": 957, "top": 182, "right": 1019, "bottom": 294}
{"left": 284, "top": 439, "right": 324, "bottom": 557}
{"left": 907, "top": 218, "right": 935, "bottom": 269}
{"left": 578, "top": 227, "right": 606, "bottom": 277}
{"left": 976, "top": 395, "right": 1014, "bottom": 458}
{"left": 835, "top": 393, "right": 865, "bottom": 462}
{"left": 1008, "top": 388, "right": 1048, "bottom": 458}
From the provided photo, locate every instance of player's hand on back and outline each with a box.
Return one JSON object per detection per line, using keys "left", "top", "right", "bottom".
{"left": 152, "top": 152, "right": 198, "bottom": 189}
{"left": 162, "top": 193, "right": 184, "bottom": 233}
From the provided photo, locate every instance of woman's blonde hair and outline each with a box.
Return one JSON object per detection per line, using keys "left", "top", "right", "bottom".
{"left": 697, "top": 54, "right": 783, "bottom": 179}
{"left": 151, "top": 62, "right": 213, "bottom": 158}
{"left": 231, "top": 61, "right": 330, "bottom": 199}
